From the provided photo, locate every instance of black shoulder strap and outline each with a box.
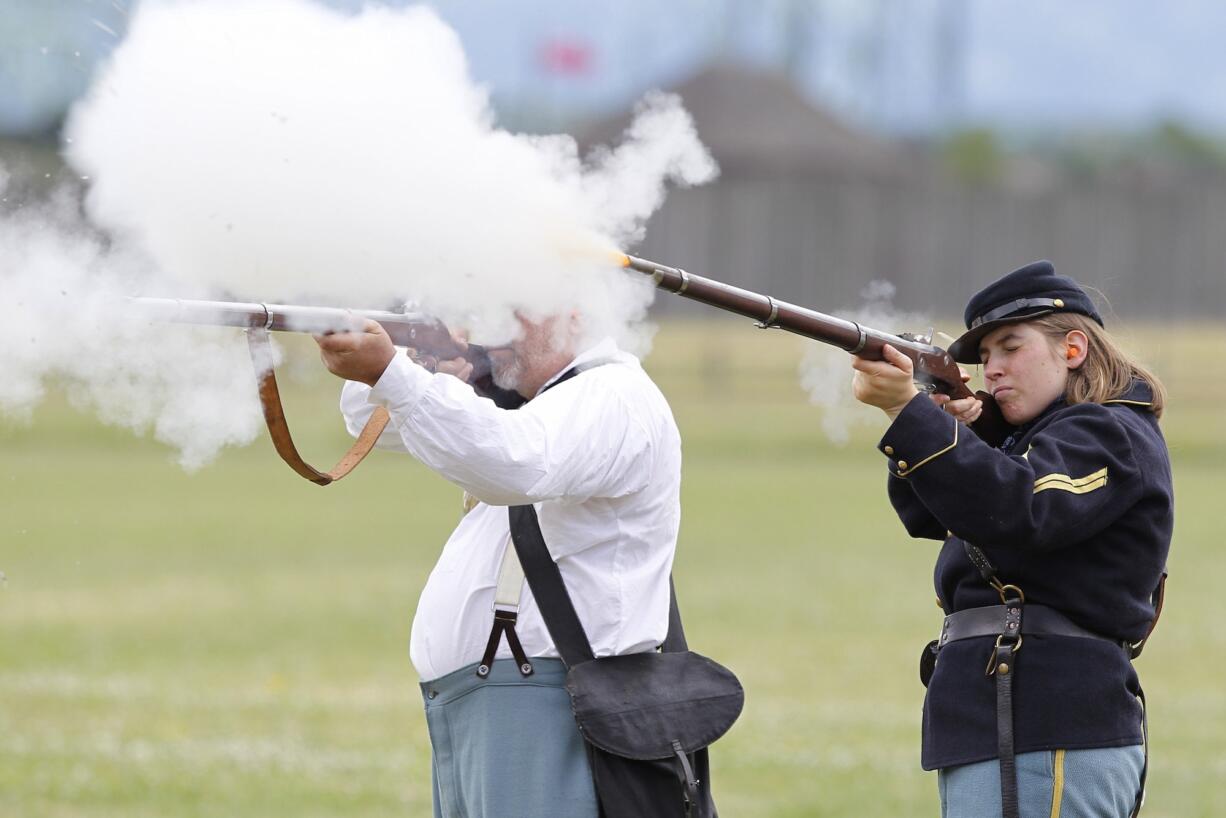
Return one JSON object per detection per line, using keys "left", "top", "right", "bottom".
{"left": 507, "top": 504, "right": 687, "bottom": 668}
{"left": 963, "top": 540, "right": 999, "bottom": 584}
{"left": 508, "top": 504, "right": 596, "bottom": 666}
{"left": 663, "top": 575, "right": 688, "bottom": 652}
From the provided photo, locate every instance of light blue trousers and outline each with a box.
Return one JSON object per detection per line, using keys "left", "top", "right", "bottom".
{"left": 939, "top": 746, "right": 1145, "bottom": 818}
{"left": 420, "top": 658, "right": 598, "bottom": 818}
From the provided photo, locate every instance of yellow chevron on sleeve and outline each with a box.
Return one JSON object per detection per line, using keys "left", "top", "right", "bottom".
{"left": 1033, "top": 467, "right": 1109, "bottom": 495}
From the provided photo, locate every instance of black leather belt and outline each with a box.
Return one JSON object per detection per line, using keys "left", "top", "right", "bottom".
{"left": 939, "top": 604, "right": 1127, "bottom": 649}
{"left": 952, "top": 541, "right": 1153, "bottom": 818}
{"left": 931, "top": 601, "right": 1145, "bottom": 818}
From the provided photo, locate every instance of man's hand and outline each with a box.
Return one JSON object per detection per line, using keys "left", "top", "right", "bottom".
{"left": 851, "top": 344, "right": 920, "bottom": 421}
{"left": 314, "top": 318, "right": 396, "bottom": 387}
{"left": 407, "top": 330, "right": 473, "bottom": 382}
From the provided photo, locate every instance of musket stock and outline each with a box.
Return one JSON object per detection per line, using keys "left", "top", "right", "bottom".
{"left": 618, "top": 253, "right": 1011, "bottom": 445}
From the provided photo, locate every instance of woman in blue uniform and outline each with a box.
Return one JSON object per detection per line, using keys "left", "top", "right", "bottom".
{"left": 851, "top": 261, "right": 1172, "bottom": 818}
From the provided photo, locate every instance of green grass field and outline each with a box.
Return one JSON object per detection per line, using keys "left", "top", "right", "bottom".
{"left": 2, "top": 319, "right": 1224, "bottom": 817}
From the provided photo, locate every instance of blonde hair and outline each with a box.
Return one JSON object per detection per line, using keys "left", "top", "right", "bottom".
{"left": 1029, "top": 313, "right": 1166, "bottom": 419}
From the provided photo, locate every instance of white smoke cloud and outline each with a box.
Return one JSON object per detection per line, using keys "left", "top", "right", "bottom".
{"left": 64, "top": 0, "right": 715, "bottom": 346}
{"left": 798, "top": 281, "right": 930, "bottom": 445}
{"left": 0, "top": 184, "right": 268, "bottom": 469}
{"left": 1, "top": 0, "right": 716, "bottom": 467}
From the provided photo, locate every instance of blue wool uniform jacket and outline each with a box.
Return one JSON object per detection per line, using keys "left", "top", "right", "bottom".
{"left": 879, "top": 381, "right": 1172, "bottom": 770}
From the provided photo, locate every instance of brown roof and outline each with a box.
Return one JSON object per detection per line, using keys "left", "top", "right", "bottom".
{"left": 578, "top": 62, "right": 901, "bottom": 177}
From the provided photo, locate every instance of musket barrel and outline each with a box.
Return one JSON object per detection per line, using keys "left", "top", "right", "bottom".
{"left": 128, "top": 296, "right": 457, "bottom": 350}
{"left": 621, "top": 254, "right": 901, "bottom": 354}
{"left": 619, "top": 251, "right": 1001, "bottom": 422}
{"left": 130, "top": 297, "right": 423, "bottom": 334}
{"left": 129, "top": 296, "right": 273, "bottom": 330}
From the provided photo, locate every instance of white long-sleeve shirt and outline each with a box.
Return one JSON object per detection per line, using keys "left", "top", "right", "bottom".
{"left": 340, "top": 338, "right": 682, "bottom": 682}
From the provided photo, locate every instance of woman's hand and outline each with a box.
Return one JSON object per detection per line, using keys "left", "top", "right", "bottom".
{"left": 851, "top": 344, "right": 920, "bottom": 421}
{"left": 930, "top": 365, "right": 983, "bottom": 426}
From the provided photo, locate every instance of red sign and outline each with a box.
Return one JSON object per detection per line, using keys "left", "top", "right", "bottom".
{"left": 538, "top": 39, "right": 593, "bottom": 75}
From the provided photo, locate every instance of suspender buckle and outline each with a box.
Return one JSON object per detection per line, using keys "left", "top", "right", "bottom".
{"left": 477, "top": 608, "right": 534, "bottom": 678}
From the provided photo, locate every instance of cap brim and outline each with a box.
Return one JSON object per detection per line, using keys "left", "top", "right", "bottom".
{"left": 947, "top": 308, "right": 1055, "bottom": 364}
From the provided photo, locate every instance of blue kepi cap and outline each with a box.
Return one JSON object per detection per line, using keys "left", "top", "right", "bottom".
{"left": 947, "top": 260, "right": 1103, "bottom": 363}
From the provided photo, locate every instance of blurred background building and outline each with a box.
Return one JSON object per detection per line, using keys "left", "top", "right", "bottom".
{"left": 3, "top": 0, "right": 1225, "bottom": 319}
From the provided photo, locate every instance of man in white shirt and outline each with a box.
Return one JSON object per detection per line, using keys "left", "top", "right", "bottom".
{"left": 315, "top": 314, "right": 681, "bottom": 818}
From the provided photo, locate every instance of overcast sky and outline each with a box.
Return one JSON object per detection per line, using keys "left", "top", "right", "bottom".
{"left": 2, "top": 0, "right": 1225, "bottom": 137}
{"left": 961, "top": 1, "right": 1226, "bottom": 131}
{"left": 435, "top": 0, "right": 1226, "bottom": 134}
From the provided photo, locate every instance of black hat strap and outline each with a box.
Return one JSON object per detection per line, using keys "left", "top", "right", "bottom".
{"left": 970, "top": 297, "right": 1063, "bottom": 328}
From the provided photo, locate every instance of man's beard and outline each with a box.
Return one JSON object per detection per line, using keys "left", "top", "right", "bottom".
{"left": 490, "top": 354, "right": 523, "bottom": 392}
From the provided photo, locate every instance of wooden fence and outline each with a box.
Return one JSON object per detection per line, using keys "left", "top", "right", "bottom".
{"left": 638, "top": 170, "right": 1226, "bottom": 322}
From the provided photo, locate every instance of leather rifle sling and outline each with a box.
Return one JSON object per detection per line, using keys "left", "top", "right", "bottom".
{"left": 246, "top": 328, "right": 389, "bottom": 486}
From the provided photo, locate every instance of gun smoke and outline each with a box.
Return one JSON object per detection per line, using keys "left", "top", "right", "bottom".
{"left": 0, "top": 186, "right": 268, "bottom": 468}
{"left": 798, "top": 281, "right": 930, "bottom": 446}
{"left": 0, "top": 0, "right": 716, "bottom": 468}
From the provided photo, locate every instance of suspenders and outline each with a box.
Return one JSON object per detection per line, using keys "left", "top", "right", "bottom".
{"left": 473, "top": 365, "right": 581, "bottom": 680}
{"left": 476, "top": 542, "right": 535, "bottom": 678}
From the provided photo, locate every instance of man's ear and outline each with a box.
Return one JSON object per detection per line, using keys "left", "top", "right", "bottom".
{"left": 567, "top": 310, "right": 584, "bottom": 335}
{"left": 1064, "top": 329, "right": 1089, "bottom": 369}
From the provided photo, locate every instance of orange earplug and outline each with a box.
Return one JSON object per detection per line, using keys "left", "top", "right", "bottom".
{"left": 1066, "top": 346, "right": 1078, "bottom": 360}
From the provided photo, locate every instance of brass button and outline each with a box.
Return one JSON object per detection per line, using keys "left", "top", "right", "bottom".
{"left": 897, "top": 460, "right": 909, "bottom": 470}
{"left": 1053, "top": 298, "right": 1065, "bottom": 308}
{"left": 935, "top": 597, "right": 944, "bottom": 609}
{"left": 998, "top": 663, "right": 1010, "bottom": 675}
{"left": 883, "top": 445, "right": 894, "bottom": 455}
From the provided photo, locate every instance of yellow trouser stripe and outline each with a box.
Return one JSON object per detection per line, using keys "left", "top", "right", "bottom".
{"left": 1034, "top": 467, "right": 1109, "bottom": 495}
{"left": 1049, "top": 749, "right": 1066, "bottom": 818}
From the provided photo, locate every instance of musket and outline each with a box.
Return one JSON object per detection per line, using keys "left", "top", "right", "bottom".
{"left": 129, "top": 297, "right": 518, "bottom": 485}
{"left": 130, "top": 297, "right": 485, "bottom": 373}
{"left": 616, "top": 253, "right": 1011, "bottom": 445}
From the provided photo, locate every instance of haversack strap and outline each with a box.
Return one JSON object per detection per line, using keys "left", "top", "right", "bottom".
{"left": 958, "top": 541, "right": 1160, "bottom": 818}
{"left": 507, "top": 504, "right": 686, "bottom": 667}
{"left": 474, "top": 366, "right": 583, "bottom": 676}
{"left": 988, "top": 588, "right": 1024, "bottom": 818}
{"left": 663, "top": 575, "right": 689, "bottom": 653}
{"left": 962, "top": 540, "right": 998, "bottom": 584}
{"left": 508, "top": 504, "right": 596, "bottom": 667}
{"left": 1129, "top": 571, "right": 1167, "bottom": 660}
{"left": 1132, "top": 687, "right": 1148, "bottom": 818}
{"left": 993, "top": 638, "right": 1019, "bottom": 818}
{"left": 672, "top": 739, "right": 699, "bottom": 817}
